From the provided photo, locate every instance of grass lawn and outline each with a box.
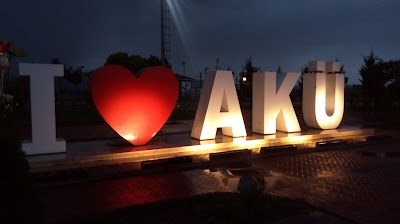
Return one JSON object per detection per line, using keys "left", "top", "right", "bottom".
{"left": 52, "top": 192, "right": 312, "bottom": 224}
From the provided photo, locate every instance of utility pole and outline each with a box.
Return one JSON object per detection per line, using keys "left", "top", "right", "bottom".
{"left": 181, "top": 60, "right": 186, "bottom": 75}
{"left": 202, "top": 67, "right": 209, "bottom": 88}
{"left": 216, "top": 58, "right": 219, "bottom": 70}
{"left": 199, "top": 72, "right": 202, "bottom": 88}
{"left": 161, "top": 0, "right": 171, "bottom": 66}
{"left": 204, "top": 67, "right": 208, "bottom": 85}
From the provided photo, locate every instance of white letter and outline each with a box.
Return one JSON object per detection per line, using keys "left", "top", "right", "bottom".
{"left": 191, "top": 70, "right": 247, "bottom": 140}
{"left": 19, "top": 63, "right": 66, "bottom": 155}
{"left": 253, "top": 72, "right": 301, "bottom": 134}
{"left": 303, "top": 61, "right": 344, "bottom": 129}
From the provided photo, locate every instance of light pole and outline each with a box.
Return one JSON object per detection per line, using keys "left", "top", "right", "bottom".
{"left": 202, "top": 67, "right": 209, "bottom": 88}
{"left": 240, "top": 74, "right": 248, "bottom": 100}
{"left": 181, "top": 60, "right": 186, "bottom": 75}
{"left": 161, "top": 0, "right": 171, "bottom": 66}
{"left": 199, "top": 72, "right": 202, "bottom": 88}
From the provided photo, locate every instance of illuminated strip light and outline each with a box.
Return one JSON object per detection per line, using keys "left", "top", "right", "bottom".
{"left": 191, "top": 70, "right": 247, "bottom": 140}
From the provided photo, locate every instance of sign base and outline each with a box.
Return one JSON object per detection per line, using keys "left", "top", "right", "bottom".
{"left": 27, "top": 127, "right": 374, "bottom": 173}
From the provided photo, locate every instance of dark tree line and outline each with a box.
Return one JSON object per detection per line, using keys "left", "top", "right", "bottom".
{"left": 239, "top": 57, "right": 260, "bottom": 99}
{"left": 359, "top": 51, "right": 400, "bottom": 111}
{"left": 297, "top": 61, "right": 347, "bottom": 101}
{"left": 105, "top": 52, "right": 169, "bottom": 74}
{"left": 50, "top": 57, "right": 85, "bottom": 85}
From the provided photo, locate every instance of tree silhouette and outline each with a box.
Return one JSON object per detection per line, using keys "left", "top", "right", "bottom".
{"left": 299, "top": 61, "right": 346, "bottom": 89}
{"left": 340, "top": 65, "right": 349, "bottom": 85}
{"left": 335, "top": 58, "right": 348, "bottom": 84}
{"left": 50, "top": 57, "right": 62, "bottom": 65}
{"left": 147, "top": 55, "right": 162, "bottom": 67}
{"left": 65, "top": 66, "right": 84, "bottom": 85}
{"left": 50, "top": 57, "right": 84, "bottom": 85}
{"left": 297, "top": 64, "right": 309, "bottom": 100}
{"left": 239, "top": 57, "right": 260, "bottom": 98}
{"left": 277, "top": 65, "right": 283, "bottom": 74}
{"left": 384, "top": 60, "right": 400, "bottom": 103}
{"left": 105, "top": 52, "right": 170, "bottom": 74}
{"left": 359, "top": 51, "right": 388, "bottom": 111}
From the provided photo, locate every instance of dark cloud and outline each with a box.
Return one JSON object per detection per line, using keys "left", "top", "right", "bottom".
{"left": 2, "top": 0, "right": 400, "bottom": 84}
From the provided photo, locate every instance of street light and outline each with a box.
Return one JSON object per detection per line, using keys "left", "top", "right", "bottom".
{"left": 240, "top": 74, "right": 249, "bottom": 100}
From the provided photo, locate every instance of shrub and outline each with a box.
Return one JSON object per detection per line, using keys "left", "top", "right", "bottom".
{"left": 0, "top": 135, "right": 44, "bottom": 223}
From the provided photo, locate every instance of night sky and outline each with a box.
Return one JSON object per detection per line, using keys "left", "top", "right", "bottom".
{"left": 3, "top": 0, "right": 400, "bottom": 84}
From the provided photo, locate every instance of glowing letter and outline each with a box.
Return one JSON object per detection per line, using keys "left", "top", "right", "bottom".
{"left": 191, "top": 70, "right": 247, "bottom": 140}
{"left": 253, "top": 72, "right": 301, "bottom": 134}
{"left": 303, "top": 61, "right": 344, "bottom": 129}
{"left": 19, "top": 63, "right": 66, "bottom": 155}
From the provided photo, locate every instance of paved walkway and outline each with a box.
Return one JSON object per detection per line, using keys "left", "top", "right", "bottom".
{"left": 253, "top": 141, "right": 400, "bottom": 223}
{"left": 38, "top": 170, "right": 230, "bottom": 222}
{"left": 37, "top": 140, "right": 400, "bottom": 223}
{"left": 26, "top": 110, "right": 400, "bottom": 222}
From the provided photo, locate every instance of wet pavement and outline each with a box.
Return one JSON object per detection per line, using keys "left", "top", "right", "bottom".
{"left": 38, "top": 169, "right": 230, "bottom": 222}
{"left": 37, "top": 140, "right": 400, "bottom": 223}
{"left": 252, "top": 141, "right": 400, "bottom": 223}
{"left": 23, "top": 110, "right": 400, "bottom": 223}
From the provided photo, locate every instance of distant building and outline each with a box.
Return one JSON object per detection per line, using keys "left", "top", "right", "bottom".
{"left": 175, "top": 74, "right": 193, "bottom": 97}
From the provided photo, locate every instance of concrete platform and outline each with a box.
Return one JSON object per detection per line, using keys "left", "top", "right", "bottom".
{"left": 27, "top": 126, "right": 374, "bottom": 173}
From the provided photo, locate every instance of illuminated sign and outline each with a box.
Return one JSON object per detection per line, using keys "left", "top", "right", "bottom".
{"left": 19, "top": 63, "right": 66, "bottom": 155}
{"left": 16, "top": 60, "right": 344, "bottom": 155}
{"left": 91, "top": 65, "right": 178, "bottom": 146}
{"left": 252, "top": 71, "right": 301, "bottom": 134}
{"left": 191, "top": 61, "right": 344, "bottom": 140}
{"left": 191, "top": 70, "right": 247, "bottom": 140}
{"left": 303, "top": 61, "right": 344, "bottom": 129}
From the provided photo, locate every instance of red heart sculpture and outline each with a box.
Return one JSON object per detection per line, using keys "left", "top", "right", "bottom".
{"left": 91, "top": 65, "right": 178, "bottom": 145}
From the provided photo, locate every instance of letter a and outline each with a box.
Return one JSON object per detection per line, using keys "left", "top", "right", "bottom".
{"left": 253, "top": 72, "right": 301, "bottom": 134}
{"left": 303, "top": 61, "right": 344, "bottom": 129}
{"left": 19, "top": 63, "right": 66, "bottom": 155}
{"left": 191, "top": 70, "right": 247, "bottom": 140}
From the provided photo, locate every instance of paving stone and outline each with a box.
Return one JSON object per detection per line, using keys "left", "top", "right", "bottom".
{"left": 252, "top": 142, "right": 400, "bottom": 224}
{"left": 35, "top": 122, "right": 400, "bottom": 224}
